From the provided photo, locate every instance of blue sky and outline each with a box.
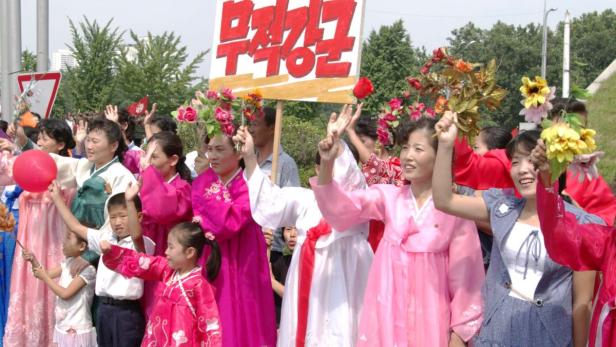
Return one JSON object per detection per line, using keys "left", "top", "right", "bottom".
{"left": 20, "top": 0, "right": 615, "bottom": 77}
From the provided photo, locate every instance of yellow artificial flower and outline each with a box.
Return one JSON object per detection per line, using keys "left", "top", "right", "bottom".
{"left": 541, "top": 122, "right": 583, "bottom": 163}
{"left": 579, "top": 128, "right": 597, "bottom": 152}
{"left": 520, "top": 76, "right": 551, "bottom": 108}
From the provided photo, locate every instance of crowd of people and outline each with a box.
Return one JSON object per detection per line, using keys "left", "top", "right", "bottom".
{"left": 0, "top": 96, "right": 615, "bottom": 347}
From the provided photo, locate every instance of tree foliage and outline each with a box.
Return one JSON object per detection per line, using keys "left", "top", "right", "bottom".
{"left": 360, "top": 20, "right": 425, "bottom": 116}
{"left": 114, "top": 31, "right": 207, "bottom": 115}
{"left": 64, "top": 17, "right": 123, "bottom": 112}
{"left": 21, "top": 50, "right": 37, "bottom": 72}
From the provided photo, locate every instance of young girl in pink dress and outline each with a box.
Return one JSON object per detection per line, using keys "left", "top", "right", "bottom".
{"left": 137, "top": 131, "right": 193, "bottom": 315}
{"left": 101, "top": 221, "right": 222, "bottom": 347}
{"left": 311, "top": 116, "right": 485, "bottom": 346}
{"left": 192, "top": 133, "right": 276, "bottom": 347}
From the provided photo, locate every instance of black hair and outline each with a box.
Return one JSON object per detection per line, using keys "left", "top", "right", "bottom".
{"left": 146, "top": 114, "right": 178, "bottom": 135}
{"left": 505, "top": 130, "right": 540, "bottom": 160}
{"left": 117, "top": 108, "right": 136, "bottom": 142}
{"left": 171, "top": 222, "right": 221, "bottom": 281}
{"left": 396, "top": 117, "right": 438, "bottom": 150}
{"left": 0, "top": 121, "right": 8, "bottom": 133}
{"left": 23, "top": 126, "right": 39, "bottom": 143}
{"left": 107, "top": 192, "right": 142, "bottom": 212}
{"left": 315, "top": 150, "right": 321, "bottom": 166}
{"left": 87, "top": 117, "right": 128, "bottom": 162}
{"left": 480, "top": 126, "right": 512, "bottom": 151}
{"left": 550, "top": 97, "right": 588, "bottom": 120}
{"left": 263, "top": 107, "right": 276, "bottom": 127}
{"left": 150, "top": 131, "right": 192, "bottom": 182}
{"left": 38, "top": 118, "right": 76, "bottom": 156}
{"left": 355, "top": 115, "right": 395, "bottom": 151}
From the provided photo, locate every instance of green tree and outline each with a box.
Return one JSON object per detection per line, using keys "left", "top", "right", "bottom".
{"left": 281, "top": 115, "right": 326, "bottom": 186}
{"left": 64, "top": 17, "right": 123, "bottom": 112}
{"left": 21, "top": 50, "right": 37, "bottom": 72}
{"left": 360, "top": 20, "right": 425, "bottom": 115}
{"left": 115, "top": 31, "right": 207, "bottom": 115}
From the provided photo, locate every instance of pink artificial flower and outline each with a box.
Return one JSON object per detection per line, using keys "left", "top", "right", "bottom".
{"left": 410, "top": 110, "right": 422, "bottom": 121}
{"left": 206, "top": 90, "right": 219, "bottom": 100}
{"left": 215, "top": 107, "right": 232, "bottom": 122}
{"left": 176, "top": 106, "right": 186, "bottom": 122}
{"left": 221, "top": 88, "right": 235, "bottom": 101}
{"left": 519, "top": 86, "right": 556, "bottom": 123}
{"left": 416, "top": 102, "right": 425, "bottom": 112}
{"left": 407, "top": 78, "right": 422, "bottom": 91}
{"left": 377, "top": 126, "right": 391, "bottom": 145}
{"left": 383, "top": 113, "right": 397, "bottom": 122}
{"left": 388, "top": 98, "right": 402, "bottom": 111}
{"left": 184, "top": 107, "right": 197, "bottom": 122}
{"left": 425, "top": 107, "right": 436, "bottom": 118}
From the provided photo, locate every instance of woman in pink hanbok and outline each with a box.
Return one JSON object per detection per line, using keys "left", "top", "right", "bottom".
{"left": 136, "top": 131, "right": 193, "bottom": 315}
{"left": 192, "top": 133, "right": 276, "bottom": 347}
{"left": 1, "top": 120, "right": 76, "bottom": 347}
{"left": 311, "top": 117, "right": 485, "bottom": 347}
{"left": 101, "top": 222, "right": 222, "bottom": 347}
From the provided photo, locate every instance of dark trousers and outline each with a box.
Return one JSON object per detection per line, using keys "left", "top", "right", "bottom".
{"left": 96, "top": 300, "right": 145, "bottom": 347}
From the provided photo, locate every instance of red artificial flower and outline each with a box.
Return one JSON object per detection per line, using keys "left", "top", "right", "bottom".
{"left": 420, "top": 62, "right": 433, "bottom": 75}
{"left": 215, "top": 107, "right": 232, "bottom": 122}
{"left": 377, "top": 126, "right": 391, "bottom": 145}
{"left": 410, "top": 110, "right": 422, "bottom": 121}
{"left": 432, "top": 47, "right": 447, "bottom": 62}
{"left": 353, "top": 77, "right": 374, "bottom": 99}
{"left": 383, "top": 113, "right": 397, "bottom": 122}
{"left": 402, "top": 90, "right": 412, "bottom": 99}
{"left": 407, "top": 78, "right": 422, "bottom": 91}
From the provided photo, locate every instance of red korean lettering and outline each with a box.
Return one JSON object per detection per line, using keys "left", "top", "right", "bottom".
{"left": 304, "top": 0, "right": 324, "bottom": 47}
{"left": 286, "top": 47, "right": 316, "bottom": 78}
{"left": 219, "top": 0, "right": 253, "bottom": 43}
{"left": 315, "top": 0, "right": 357, "bottom": 77}
{"left": 281, "top": 7, "right": 308, "bottom": 58}
{"left": 254, "top": 46, "right": 283, "bottom": 76}
{"left": 248, "top": 6, "right": 275, "bottom": 55}
{"left": 269, "top": 0, "right": 289, "bottom": 45}
{"left": 217, "top": 40, "right": 249, "bottom": 75}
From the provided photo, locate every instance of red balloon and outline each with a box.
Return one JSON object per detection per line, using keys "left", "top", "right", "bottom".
{"left": 12, "top": 150, "right": 58, "bottom": 192}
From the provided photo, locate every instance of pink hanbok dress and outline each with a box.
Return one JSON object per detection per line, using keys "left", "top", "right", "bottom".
{"left": 0, "top": 153, "right": 75, "bottom": 347}
{"left": 139, "top": 165, "right": 192, "bottom": 315}
{"left": 192, "top": 168, "right": 276, "bottom": 347}
{"left": 103, "top": 244, "right": 222, "bottom": 347}
{"left": 311, "top": 179, "right": 485, "bottom": 346}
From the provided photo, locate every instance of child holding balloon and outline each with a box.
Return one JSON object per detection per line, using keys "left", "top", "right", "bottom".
{"left": 1, "top": 119, "right": 78, "bottom": 347}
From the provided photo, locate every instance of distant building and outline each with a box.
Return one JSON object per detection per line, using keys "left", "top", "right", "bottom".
{"left": 51, "top": 49, "right": 77, "bottom": 71}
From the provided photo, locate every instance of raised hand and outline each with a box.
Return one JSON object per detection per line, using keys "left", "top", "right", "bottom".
{"left": 232, "top": 126, "right": 255, "bottom": 159}
{"left": 530, "top": 139, "right": 550, "bottom": 173}
{"left": 144, "top": 103, "right": 157, "bottom": 125}
{"left": 47, "top": 181, "right": 62, "bottom": 202}
{"left": 99, "top": 240, "right": 112, "bottom": 254}
{"left": 125, "top": 179, "right": 142, "bottom": 202}
{"left": 140, "top": 141, "right": 158, "bottom": 170}
{"left": 435, "top": 111, "right": 458, "bottom": 147}
{"left": 318, "top": 132, "right": 340, "bottom": 163}
{"left": 104, "top": 105, "right": 119, "bottom": 123}
{"left": 74, "top": 119, "right": 87, "bottom": 144}
{"left": 345, "top": 103, "right": 363, "bottom": 134}
{"left": 327, "top": 104, "right": 355, "bottom": 138}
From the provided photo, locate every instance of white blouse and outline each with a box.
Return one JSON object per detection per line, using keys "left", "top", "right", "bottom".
{"left": 503, "top": 222, "right": 547, "bottom": 301}
{"left": 55, "top": 258, "right": 96, "bottom": 332}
